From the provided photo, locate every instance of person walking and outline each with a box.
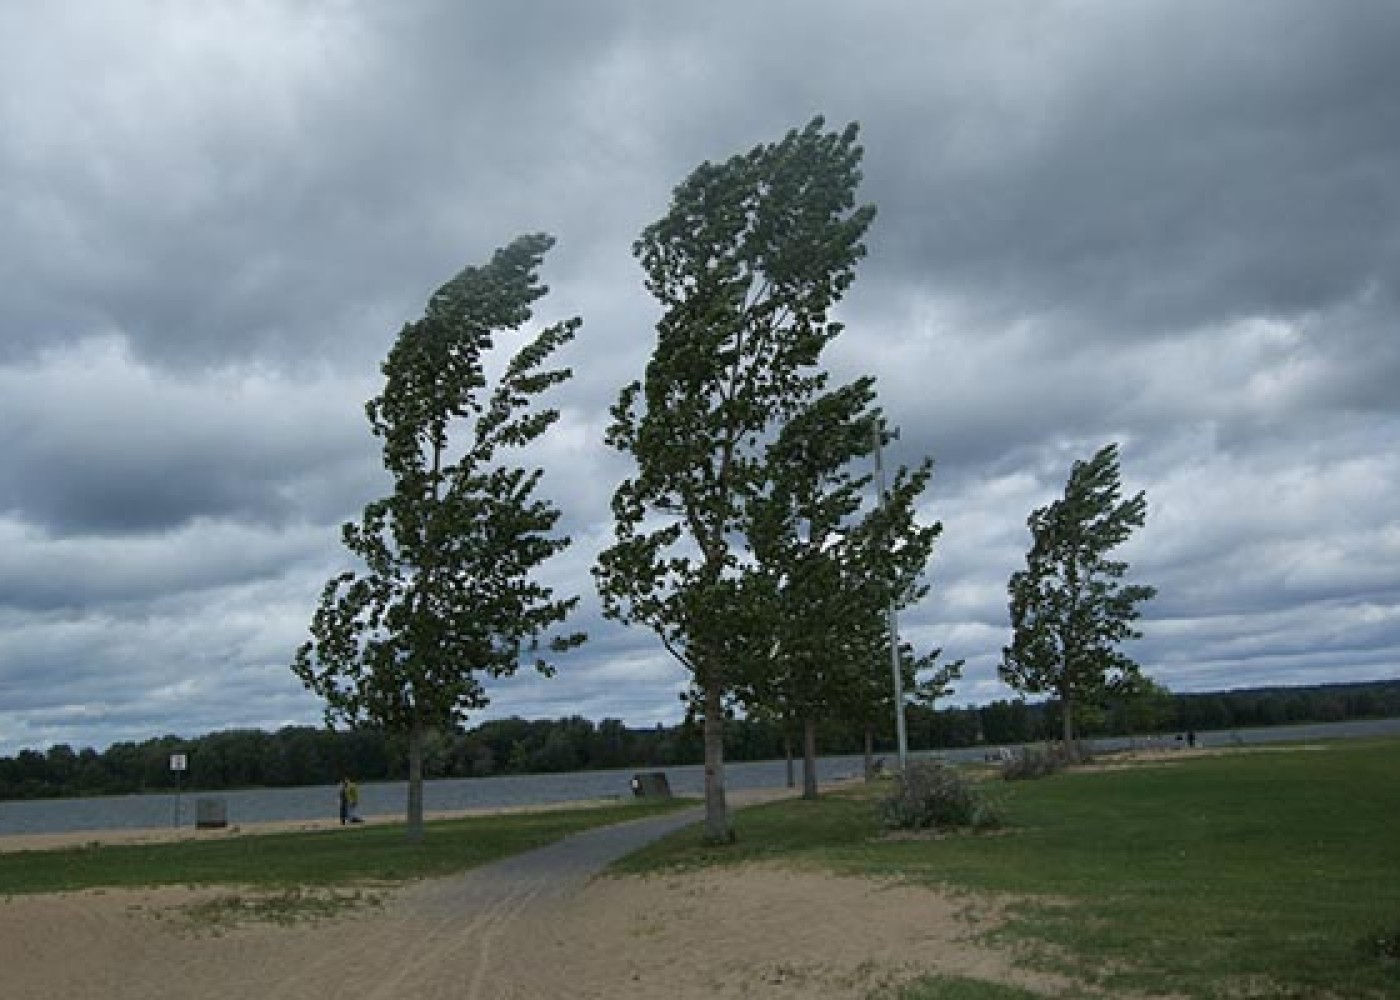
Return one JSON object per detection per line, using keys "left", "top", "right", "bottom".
{"left": 346, "top": 779, "right": 362, "bottom": 823}
{"left": 338, "top": 777, "right": 350, "bottom": 825}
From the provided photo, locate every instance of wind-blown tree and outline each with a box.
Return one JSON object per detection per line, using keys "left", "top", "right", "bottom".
{"left": 745, "top": 384, "right": 940, "bottom": 799}
{"left": 999, "top": 443, "right": 1157, "bottom": 755}
{"left": 909, "top": 647, "right": 964, "bottom": 713}
{"left": 1106, "top": 675, "right": 1176, "bottom": 740}
{"left": 294, "top": 234, "right": 584, "bottom": 841}
{"left": 852, "top": 641, "right": 963, "bottom": 776}
{"left": 595, "top": 118, "right": 877, "bottom": 841}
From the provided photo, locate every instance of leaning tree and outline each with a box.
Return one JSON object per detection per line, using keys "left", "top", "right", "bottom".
{"left": 294, "top": 234, "right": 584, "bottom": 841}
{"left": 999, "top": 443, "right": 1157, "bottom": 755}
{"left": 595, "top": 118, "right": 877, "bottom": 841}
{"left": 744, "top": 381, "right": 941, "bottom": 799}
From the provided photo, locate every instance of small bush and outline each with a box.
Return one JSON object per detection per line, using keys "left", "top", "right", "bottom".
{"left": 1001, "top": 742, "right": 1092, "bottom": 781}
{"left": 880, "top": 761, "right": 1001, "bottom": 831}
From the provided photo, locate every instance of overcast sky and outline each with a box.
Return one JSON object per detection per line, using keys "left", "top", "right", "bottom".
{"left": 1, "top": 1, "right": 1397, "bottom": 756}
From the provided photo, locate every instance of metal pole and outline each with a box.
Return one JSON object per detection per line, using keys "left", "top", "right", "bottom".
{"left": 873, "top": 422, "right": 909, "bottom": 771}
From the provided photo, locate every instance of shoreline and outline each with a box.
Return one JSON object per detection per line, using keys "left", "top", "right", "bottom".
{"left": 0, "top": 795, "right": 642, "bottom": 854}
{"left": 0, "top": 784, "right": 807, "bottom": 854}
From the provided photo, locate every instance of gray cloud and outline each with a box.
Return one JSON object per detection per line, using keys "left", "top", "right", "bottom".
{"left": 0, "top": 337, "right": 379, "bottom": 534}
{"left": 0, "top": 1, "right": 1397, "bottom": 755}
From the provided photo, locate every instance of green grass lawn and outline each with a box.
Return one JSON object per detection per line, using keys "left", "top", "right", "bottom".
{"left": 616, "top": 740, "right": 1400, "bottom": 1000}
{"left": 0, "top": 798, "right": 689, "bottom": 895}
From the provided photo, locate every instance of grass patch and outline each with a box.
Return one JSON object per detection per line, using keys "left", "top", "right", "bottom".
{"left": 0, "top": 799, "right": 689, "bottom": 896}
{"left": 617, "top": 739, "right": 1400, "bottom": 999}
{"left": 179, "top": 886, "right": 386, "bottom": 932}
{"left": 875, "top": 975, "right": 1051, "bottom": 1000}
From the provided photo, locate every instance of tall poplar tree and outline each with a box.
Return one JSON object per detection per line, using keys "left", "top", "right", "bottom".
{"left": 745, "top": 385, "right": 940, "bottom": 799}
{"left": 595, "top": 118, "right": 876, "bottom": 841}
{"left": 294, "top": 234, "right": 583, "bottom": 841}
{"left": 999, "top": 443, "right": 1157, "bottom": 754}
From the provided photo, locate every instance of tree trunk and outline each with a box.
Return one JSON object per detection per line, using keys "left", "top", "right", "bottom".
{"left": 801, "top": 716, "right": 819, "bottom": 800}
{"left": 863, "top": 725, "right": 875, "bottom": 781}
{"left": 701, "top": 680, "right": 732, "bottom": 843}
{"left": 784, "top": 731, "right": 795, "bottom": 789}
{"left": 1061, "top": 690, "right": 1077, "bottom": 762}
{"left": 406, "top": 720, "right": 425, "bottom": 843}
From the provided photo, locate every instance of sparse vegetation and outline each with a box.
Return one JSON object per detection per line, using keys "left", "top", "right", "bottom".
{"left": 875, "top": 976, "right": 1048, "bottom": 1000}
{"left": 180, "top": 887, "right": 385, "bottom": 931}
{"left": 880, "top": 761, "right": 1001, "bottom": 831}
{"left": 999, "top": 743, "right": 1083, "bottom": 781}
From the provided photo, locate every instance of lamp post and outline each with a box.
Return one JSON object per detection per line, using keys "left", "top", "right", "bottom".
{"left": 873, "top": 421, "right": 909, "bottom": 771}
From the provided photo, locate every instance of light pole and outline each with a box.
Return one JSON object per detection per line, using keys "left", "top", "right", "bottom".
{"left": 873, "top": 421, "right": 909, "bottom": 771}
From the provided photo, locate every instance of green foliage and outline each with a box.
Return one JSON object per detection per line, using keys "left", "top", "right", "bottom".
{"left": 292, "top": 235, "right": 583, "bottom": 836}
{"left": 10, "top": 682, "right": 1400, "bottom": 801}
{"left": 879, "top": 761, "right": 1000, "bottom": 831}
{"left": 1000, "top": 443, "right": 1157, "bottom": 746}
{"left": 1104, "top": 674, "right": 1176, "bottom": 735}
{"left": 741, "top": 384, "right": 943, "bottom": 797}
{"left": 595, "top": 117, "right": 878, "bottom": 839}
{"left": 910, "top": 652, "right": 964, "bottom": 710}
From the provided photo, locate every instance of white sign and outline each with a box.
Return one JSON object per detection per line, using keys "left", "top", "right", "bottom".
{"left": 169, "top": 753, "right": 188, "bottom": 772}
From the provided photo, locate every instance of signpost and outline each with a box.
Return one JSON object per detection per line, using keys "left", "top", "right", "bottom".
{"left": 170, "top": 753, "right": 187, "bottom": 828}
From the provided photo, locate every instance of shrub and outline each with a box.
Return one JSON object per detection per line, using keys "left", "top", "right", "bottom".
{"left": 1001, "top": 742, "right": 1092, "bottom": 781}
{"left": 880, "top": 761, "right": 1001, "bottom": 831}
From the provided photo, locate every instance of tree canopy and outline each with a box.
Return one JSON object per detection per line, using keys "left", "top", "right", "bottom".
{"left": 999, "top": 442, "right": 1157, "bottom": 751}
{"left": 595, "top": 117, "right": 878, "bottom": 840}
{"left": 293, "top": 234, "right": 584, "bottom": 839}
{"left": 743, "top": 382, "right": 941, "bottom": 797}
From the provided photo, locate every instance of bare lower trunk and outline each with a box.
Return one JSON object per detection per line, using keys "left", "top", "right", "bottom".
{"left": 801, "top": 717, "right": 819, "bottom": 800}
{"left": 702, "top": 681, "right": 731, "bottom": 842}
{"left": 406, "top": 720, "right": 425, "bottom": 843}
{"left": 1061, "top": 691, "right": 1077, "bottom": 761}
{"left": 863, "top": 725, "right": 875, "bottom": 781}
{"left": 784, "top": 731, "right": 795, "bottom": 789}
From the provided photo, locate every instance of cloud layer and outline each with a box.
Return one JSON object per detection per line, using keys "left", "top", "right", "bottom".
{"left": 1, "top": 1, "right": 1397, "bottom": 753}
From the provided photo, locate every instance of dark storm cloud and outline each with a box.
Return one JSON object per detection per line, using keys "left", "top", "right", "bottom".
{"left": 861, "top": 2, "right": 1400, "bottom": 341}
{"left": 0, "top": 338, "right": 378, "bottom": 535}
{"left": 1, "top": 1, "right": 1397, "bottom": 754}
{"left": 0, "top": 2, "right": 645, "bottom": 369}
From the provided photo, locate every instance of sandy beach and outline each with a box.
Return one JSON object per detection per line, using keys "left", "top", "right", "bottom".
{"left": 0, "top": 787, "right": 1072, "bottom": 998}
{"left": 0, "top": 864, "right": 1064, "bottom": 999}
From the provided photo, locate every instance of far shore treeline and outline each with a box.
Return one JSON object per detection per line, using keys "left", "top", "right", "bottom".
{"left": 3, "top": 680, "right": 1398, "bottom": 802}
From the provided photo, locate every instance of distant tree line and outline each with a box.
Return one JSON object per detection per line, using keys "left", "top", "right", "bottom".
{"left": 3, "top": 680, "right": 1397, "bottom": 802}
{"left": 922, "top": 680, "right": 1400, "bottom": 748}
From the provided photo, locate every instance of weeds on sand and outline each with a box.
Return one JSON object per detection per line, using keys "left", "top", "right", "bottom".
{"left": 180, "top": 887, "right": 384, "bottom": 933}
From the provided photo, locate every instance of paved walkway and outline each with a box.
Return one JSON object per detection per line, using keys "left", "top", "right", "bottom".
{"left": 406, "top": 802, "right": 707, "bottom": 920}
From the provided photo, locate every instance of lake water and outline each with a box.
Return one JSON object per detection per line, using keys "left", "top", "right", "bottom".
{"left": 0, "top": 755, "right": 871, "bottom": 837}
{"left": 3, "top": 717, "right": 1398, "bottom": 838}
